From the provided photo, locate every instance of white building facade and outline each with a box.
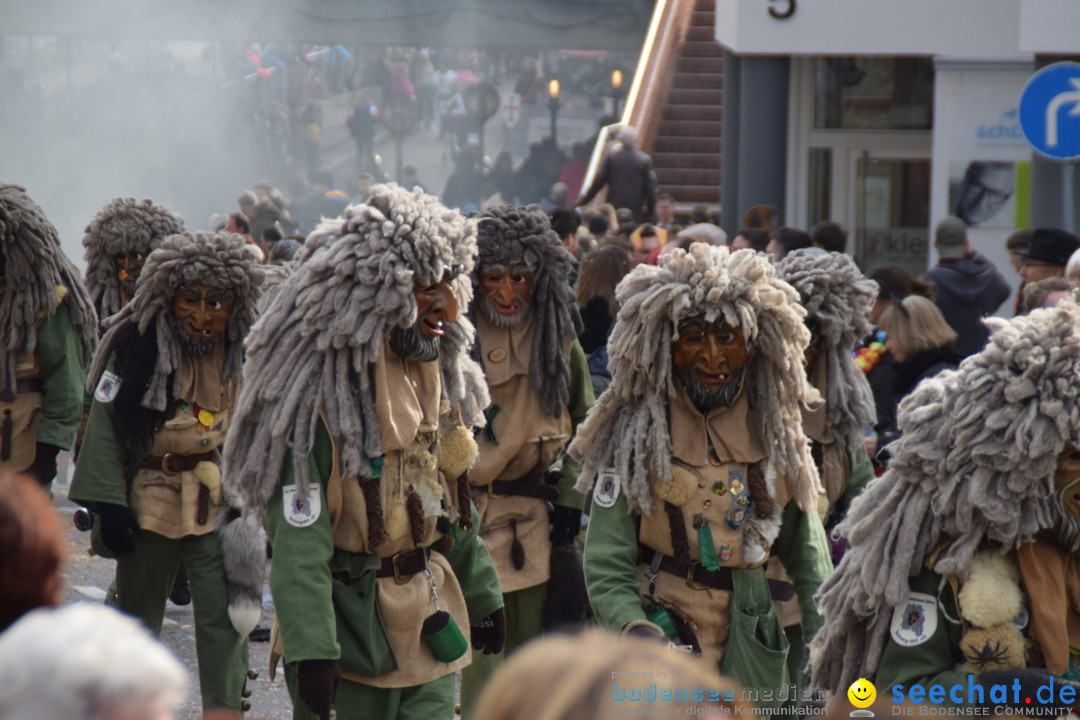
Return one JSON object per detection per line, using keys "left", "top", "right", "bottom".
{"left": 714, "top": 0, "right": 1079, "bottom": 290}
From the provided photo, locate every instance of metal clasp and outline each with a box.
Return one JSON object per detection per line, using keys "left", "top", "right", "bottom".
{"left": 160, "top": 452, "right": 177, "bottom": 475}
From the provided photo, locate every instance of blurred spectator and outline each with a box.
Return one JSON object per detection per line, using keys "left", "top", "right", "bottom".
{"left": 1005, "top": 227, "right": 1033, "bottom": 314}
{"left": 541, "top": 182, "right": 571, "bottom": 214}
{"left": 922, "top": 216, "right": 1009, "bottom": 359}
{"left": 487, "top": 151, "right": 517, "bottom": 203}
{"left": 473, "top": 628, "right": 745, "bottom": 720}
{"left": 0, "top": 473, "right": 65, "bottom": 632}
{"left": 257, "top": 225, "right": 283, "bottom": 259}
{"left": 237, "top": 191, "right": 257, "bottom": 221}
{"left": 877, "top": 295, "right": 960, "bottom": 444}
{"left": 811, "top": 220, "right": 848, "bottom": 253}
{"left": 558, "top": 142, "right": 591, "bottom": 205}
{"left": 654, "top": 193, "right": 676, "bottom": 231}
{"left": 399, "top": 165, "right": 428, "bottom": 194}
{"left": 765, "top": 226, "right": 813, "bottom": 261}
{"left": 347, "top": 95, "right": 377, "bottom": 175}
{"left": 629, "top": 223, "right": 666, "bottom": 265}
{"left": 1018, "top": 226, "right": 1080, "bottom": 284}
{"left": 577, "top": 126, "right": 657, "bottom": 223}
{"left": 730, "top": 227, "right": 769, "bottom": 252}
{"left": 550, "top": 208, "right": 583, "bottom": 260}
{"left": 352, "top": 173, "right": 375, "bottom": 205}
{"left": 1068, "top": 248, "right": 1080, "bottom": 287}
{"left": 300, "top": 101, "right": 323, "bottom": 172}
{"left": 0, "top": 604, "right": 188, "bottom": 720}
{"left": 743, "top": 203, "right": 779, "bottom": 231}
{"left": 1022, "top": 277, "right": 1072, "bottom": 313}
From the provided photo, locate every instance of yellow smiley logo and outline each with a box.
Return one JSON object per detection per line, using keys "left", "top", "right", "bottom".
{"left": 847, "top": 678, "right": 876, "bottom": 709}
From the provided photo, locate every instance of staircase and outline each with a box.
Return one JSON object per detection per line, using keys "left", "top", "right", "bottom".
{"left": 578, "top": 0, "right": 723, "bottom": 220}
{"left": 648, "top": 0, "right": 723, "bottom": 215}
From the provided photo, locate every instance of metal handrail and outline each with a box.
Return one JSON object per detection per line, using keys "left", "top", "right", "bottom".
{"left": 576, "top": 0, "right": 694, "bottom": 204}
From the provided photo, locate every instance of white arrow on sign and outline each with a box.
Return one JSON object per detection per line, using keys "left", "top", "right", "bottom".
{"left": 1046, "top": 77, "right": 1080, "bottom": 148}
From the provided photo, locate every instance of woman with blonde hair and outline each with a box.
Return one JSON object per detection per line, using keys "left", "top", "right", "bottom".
{"left": 473, "top": 628, "right": 748, "bottom": 720}
{"left": 876, "top": 295, "right": 960, "bottom": 448}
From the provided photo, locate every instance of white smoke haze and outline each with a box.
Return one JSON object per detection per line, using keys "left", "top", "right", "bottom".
{"left": 0, "top": 35, "right": 273, "bottom": 268}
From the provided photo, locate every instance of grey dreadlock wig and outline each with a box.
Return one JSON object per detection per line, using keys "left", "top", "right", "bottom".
{"left": 569, "top": 243, "right": 821, "bottom": 515}
{"left": 811, "top": 298, "right": 1080, "bottom": 693}
{"left": 86, "top": 231, "right": 263, "bottom": 410}
{"left": 475, "top": 205, "right": 582, "bottom": 418}
{"left": 0, "top": 183, "right": 97, "bottom": 394}
{"left": 220, "top": 184, "right": 486, "bottom": 634}
{"left": 82, "top": 197, "right": 186, "bottom": 322}
{"left": 777, "top": 249, "right": 877, "bottom": 448}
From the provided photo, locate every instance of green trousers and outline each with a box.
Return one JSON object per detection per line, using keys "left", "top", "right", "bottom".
{"left": 286, "top": 666, "right": 455, "bottom": 720}
{"left": 458, "top": 581, "right": 548, "bottom": 719}
{"left": 114, "top": 529, "right": 249, "bottom": 711}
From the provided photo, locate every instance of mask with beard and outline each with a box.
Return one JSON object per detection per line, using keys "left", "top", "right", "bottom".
{"left": 391, "top": 271, "right": 461, "bottom": 362}
{"left": 478, "top": 263, "right": 533, "bottom": 329}
{"left": 171, "top": 283, "right": 234, "bottom": 356}
{"left": 672, "top": 317, "right": 753, "bottom": 415}
{"left": 1049, "top": 445, "right": 1080, "bottom": 552}
{"left": 390, "top": 322, "right": 440, "bottom": 363}
{"left": 680, "top": 363, "right": 747, "bottom": 415}
{"left": 169, "top": 311, "right": 223, "bottom": 356}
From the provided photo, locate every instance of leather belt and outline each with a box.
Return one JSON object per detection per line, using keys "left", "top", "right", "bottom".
{"left": 486, "top": 479, "right": 559, "bottom": 502}
{"left": 0, "top": 378, "right": 45, "bottom": 402}
{"left": 375, "top": 547, "right": 430, "bottom": 584}
{"left": 140, "top": 451, "right": 216, "bottom": 474}
{"left": 649, "top": 550, "right": 795, "bottom": 601}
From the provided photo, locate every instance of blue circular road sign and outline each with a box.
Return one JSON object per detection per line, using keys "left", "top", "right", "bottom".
{"left": 1019, "top": 61, "right": 1080, "bottom": 162}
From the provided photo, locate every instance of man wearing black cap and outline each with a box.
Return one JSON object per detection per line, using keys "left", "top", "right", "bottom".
{"left": 921, "top": 216, "right": 1010, "bottom": 359}
{"left": 1019, "top": 226, "right": 1080, "bottom": 285}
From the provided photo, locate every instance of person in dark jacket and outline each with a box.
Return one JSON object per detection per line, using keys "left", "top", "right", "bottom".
{"left": 921, "top": 216, "right": 1010, "bottom": 359}
{"left": 577, "top": 126, "right": 657, "bottom": 224}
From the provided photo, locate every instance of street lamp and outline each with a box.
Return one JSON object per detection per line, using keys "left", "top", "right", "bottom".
{"left": 610, "top": 68, "right": 624, "bottom": 118}
{"left": 547, "top": 78, "right": 560, "bottom": 142}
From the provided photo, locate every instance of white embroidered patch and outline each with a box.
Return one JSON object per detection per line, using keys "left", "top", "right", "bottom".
{"left": 283, "top": 483, "right": 322, "bottom": 528}
{"left": 593, "top": 469, "right": 620, "bottom": 509}
{"left": 94, "top": 371, "right": 122, "bottom": 403}
{"left": 890, "top": 592, "right": 938, "bottom": 647}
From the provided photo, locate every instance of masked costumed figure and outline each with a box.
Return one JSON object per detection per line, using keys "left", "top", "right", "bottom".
{"left": 220, "top": 184, "right": 504, "bottom": 720}
{"left": 771, "top": 249, "right": 877, "bottom": 677}
{"left": 458, "top": 205, "right": 594, "bottom": 717}
{"left": 0, "top": 183, "right": 96, "bottom": 485}
{"left": 68, "top": 231, "right": 262, "bottom": 712}
{"left": 570, "top": 243, "right": 832, "bottom": 708}
{"left": 83, "top": 196, "right": 186, "bottom": 322}
{"left": 811, "top": 297, "right": 1080, "bottom": 714}
{"left": 81, "top": 195, "right": 190, "bottom": 604}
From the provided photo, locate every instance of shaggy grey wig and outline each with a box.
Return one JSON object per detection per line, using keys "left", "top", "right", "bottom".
{"left": 778, "top": 249, "right": 877, "bottom": 449}
{"left": 0, "top": 183, "right": 97, "bottom": 394}
{"left": 810, "top": 298, "right": 1080, "bottom": 693}
{"left": 474, "top": 204, "right": 582, "bottom": 418}
{"left": 82, "top": 197, "right": 186, "bottom": 322}
{"left": 86, "top": 231, "right": 263, "bottom": 410}
{"left": 569, "top": 242, "right": 821, "bottom": 515}
{"left": 219, "top": 184, "right": 487, "bottom": 635}
{"left": 224, "top": 183, "right": 487, "bottom": 507}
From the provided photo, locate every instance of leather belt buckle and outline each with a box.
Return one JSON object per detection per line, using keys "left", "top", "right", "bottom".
{"left": 685, "top": 566, "right": 710, "bottom": 591}
{"left": 160, "top": 452, "right": 177, "bottom": 475}
{"left": 391, "top": 548, "right": 423, "bottom": 585}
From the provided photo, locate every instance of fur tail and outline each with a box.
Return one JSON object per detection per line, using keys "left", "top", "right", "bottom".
{"left": 218, "top": 511, "right": 267, "bottom": 637}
